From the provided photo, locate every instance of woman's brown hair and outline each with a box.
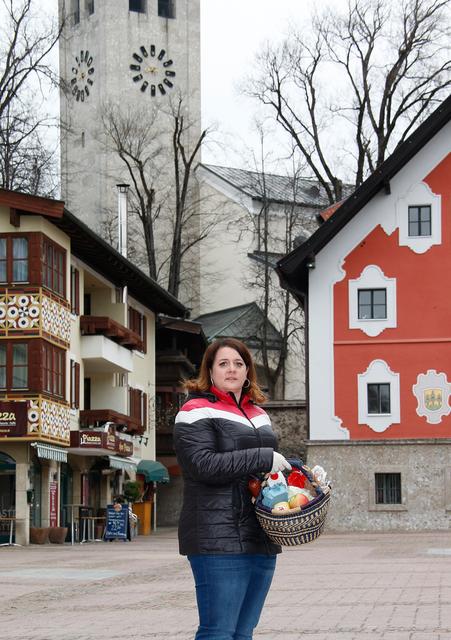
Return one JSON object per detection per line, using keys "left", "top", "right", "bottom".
{"left": 184, "top": 338, "right": 267, "bottom": 404}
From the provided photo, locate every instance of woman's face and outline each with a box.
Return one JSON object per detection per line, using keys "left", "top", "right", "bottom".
{"left": 210, "top": 346, "right": 248, "bottom": 398}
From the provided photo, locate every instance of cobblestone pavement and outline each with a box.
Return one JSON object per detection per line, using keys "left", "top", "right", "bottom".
{"left": 1, "top": 529, "right": 451, "bottom": 640}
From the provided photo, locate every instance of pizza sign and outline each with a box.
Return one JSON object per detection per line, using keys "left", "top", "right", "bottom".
{"left": 0, "top": 402, "right": 27, "bottom": 437}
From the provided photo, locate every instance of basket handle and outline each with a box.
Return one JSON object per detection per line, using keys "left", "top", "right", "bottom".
{"left": 286, "top": 458, "right": 316, "bottom": 485}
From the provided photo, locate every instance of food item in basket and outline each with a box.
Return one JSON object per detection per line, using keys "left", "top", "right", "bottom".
{"left": 261, "top": 484, "right": 289, "bottom": 509}
{"left": 287, "top": 470, "right": 307, "bottom": 488}
{"left": 248, "top": 477, "right": 262, "bottom": 498}
{"left": 311, "top": 465, "right": 328, "bottom": 488}
{"left": 272, "top": 501, "right": 290, "bottom": 512}
{"left": 266, "top": 471, "right": 287, "bottom": 488}
{"left": 288, "top": 493, "right": 310, "bottom": 509}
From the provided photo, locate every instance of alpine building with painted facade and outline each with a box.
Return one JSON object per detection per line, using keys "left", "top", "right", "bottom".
{"left": 277, "top": 96, "right": 451, "bottom": 531}
{"left": 0, "top": 189, "right": 186, "bottom": 544}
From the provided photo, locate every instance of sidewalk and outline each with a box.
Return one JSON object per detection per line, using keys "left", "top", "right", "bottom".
{"left": 1, "top": 529, "right": 451, "bottom": 640}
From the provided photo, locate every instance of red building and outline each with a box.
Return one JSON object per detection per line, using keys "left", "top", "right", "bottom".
{"left": 277, "top": 96, "right": 451, "bottom": 530}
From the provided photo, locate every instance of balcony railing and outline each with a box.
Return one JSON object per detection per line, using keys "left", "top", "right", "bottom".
{"left": 80, "top": 409, "right": 144, "bottom": 435}
{"left": 80, "top": 316, "right": 143, "bottom": 351}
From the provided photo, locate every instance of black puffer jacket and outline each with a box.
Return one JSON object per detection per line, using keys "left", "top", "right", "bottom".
{"left": 173, "top": 386, "right": 281, "bottom": 556}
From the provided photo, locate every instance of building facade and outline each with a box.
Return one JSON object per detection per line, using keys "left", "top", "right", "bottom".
{"left": 277, "top": 97, "right": 451, "bottom": 531}
{"left": 0, "top": 189, "right": 186, "bottom": 544}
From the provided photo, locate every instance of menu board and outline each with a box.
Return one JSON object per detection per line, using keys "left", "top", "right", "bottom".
{"left": 104, "top": 504, "right": 130, "bottom": 540}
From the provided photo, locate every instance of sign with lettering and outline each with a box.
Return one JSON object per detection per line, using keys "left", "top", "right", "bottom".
{"left": 0, "top": 402, "right": 28, "bottom": 437}
{"left": 70, "top": 430, "right": 134, "bottom": 457}
{"left": 49, "top": 482, "right": 58, "bottom": 527}
{"left": 104, "top": 503, "right": 130, "bottom": 540}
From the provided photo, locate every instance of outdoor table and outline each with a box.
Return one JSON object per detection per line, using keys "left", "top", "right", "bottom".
{"left": 81, "top": 516, "right": 106, "bottom": 543}
{"left": 0, "top": 516, "right": 22, "bottom": 547}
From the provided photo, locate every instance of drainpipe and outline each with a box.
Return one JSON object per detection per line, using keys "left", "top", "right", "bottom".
{"left": 117, "top": 184, "right": 129, "bottom": 305}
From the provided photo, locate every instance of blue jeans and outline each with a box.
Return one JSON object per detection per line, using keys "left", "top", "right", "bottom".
{"left": 188, "top": 554, "right": 277, "bottom": 640}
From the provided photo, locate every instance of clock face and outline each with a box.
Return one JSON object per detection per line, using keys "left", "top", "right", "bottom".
{"left": 70, "top": 50, "right": 95, "bottom": 102}
{"left": 129, "top": 44, "right": 176, "bottom": 96}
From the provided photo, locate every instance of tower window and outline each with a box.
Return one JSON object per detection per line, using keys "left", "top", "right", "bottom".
{"left": 73, "top": 0, "right": 80, "bottom": 24}
{"left": 408, "top": 205, "right": 431, "bottom": 237}
{"left": 129, "top": 0, "right": 146, "bottom": 13}
{"left": 158, "top": 0, "right": 175, "bottom": 18}
{"left": 86, "top": 0, "right": 94, "bottom": 15}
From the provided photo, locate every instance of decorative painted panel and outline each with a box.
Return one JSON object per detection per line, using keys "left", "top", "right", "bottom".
{"left": 0, "top": 288, "right": 70, "bottom": 346}
{"left": 26, "top": 397, "right": 70, "bottom": 443}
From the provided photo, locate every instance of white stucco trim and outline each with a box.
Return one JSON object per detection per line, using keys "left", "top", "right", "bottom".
{"left": 348, "top": 265, "right": 397, "bottom": 337}
{"left": 395, "top": 181, "right": 441, "bottom": 253}
{"left": 358, "top": 359, "right": 400, "bottom": 433}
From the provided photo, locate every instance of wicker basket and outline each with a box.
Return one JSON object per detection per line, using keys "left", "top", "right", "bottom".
{"left": 255, "top": 460, "right": 331, "bottom": 546}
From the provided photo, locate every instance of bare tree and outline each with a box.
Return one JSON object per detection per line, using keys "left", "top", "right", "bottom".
{"left": 0, "top": 0, "right": 62, "bottom": 194}
{"left": 101, "top": 96, "right": 211, "bottom": 300}
{"left": 246, "top": 0, "right": 451, "bottom": 204}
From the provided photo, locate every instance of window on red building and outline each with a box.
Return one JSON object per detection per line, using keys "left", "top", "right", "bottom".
{"left": 367, "top": 383, "right": 390, "bottom": 414}
{"left": 0, "top": 342, "right": 29, "bottom": 390}
{"left": 358, "top": 289, "right": 386, "bottom": 320}
{"left": 408, "top": 205, "right": 431, "bottom": 237}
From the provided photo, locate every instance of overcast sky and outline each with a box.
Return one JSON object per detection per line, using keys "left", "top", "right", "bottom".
{"left": 39, "top": 0, "right": 344, "bottom": 170}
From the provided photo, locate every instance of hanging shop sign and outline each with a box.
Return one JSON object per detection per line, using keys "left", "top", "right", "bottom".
{"left": 70, "top": 431, "right": 134, "bottom": 457}
{"left": 49, "top": 481, "right": 58, "bottom": 528}
{"left": 0, "top": 402, "right": 28, "bottom": 437}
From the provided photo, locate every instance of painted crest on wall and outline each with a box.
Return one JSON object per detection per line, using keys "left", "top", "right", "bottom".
{"left": 413, "top": 370, "right": 451, "bottom": 424}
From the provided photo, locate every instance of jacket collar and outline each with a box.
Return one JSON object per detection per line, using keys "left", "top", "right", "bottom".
{"left": 209, "top": 385, "right": 251, "bottom": 407}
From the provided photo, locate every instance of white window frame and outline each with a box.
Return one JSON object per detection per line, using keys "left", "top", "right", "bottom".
{"left": 349, "top": 265, "right": 396, "bottom": 337}
{"left": 358, "top": 359, "right": 400, "bottom": 432}
{"left": 396, "top": 181, "right": 441, "bottom": 254}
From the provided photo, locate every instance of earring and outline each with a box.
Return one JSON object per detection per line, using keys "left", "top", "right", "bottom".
{"left": 210, "top": 376, "right": 214, "bottom": 387}
{"left": 243, "top": 378, "right": 250, "bottom": 389}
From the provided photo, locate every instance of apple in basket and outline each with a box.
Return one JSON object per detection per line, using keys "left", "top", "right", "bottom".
{"left": 248, "top": 478, "right": 262, "bottom": 498}
{"left": 288, "top": 493, "right": 310, "bottom": 509}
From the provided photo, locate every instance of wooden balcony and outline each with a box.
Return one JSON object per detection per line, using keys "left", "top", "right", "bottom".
{"left": 79, "top": 409, "right": 144, "bottom": 435}
{"left": 80, "top": 316, "right": 143, "bottom": 351}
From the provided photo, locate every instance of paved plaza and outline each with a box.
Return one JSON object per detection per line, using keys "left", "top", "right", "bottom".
{"left": 1, "top": 529, "right": 451, "bottom": 640}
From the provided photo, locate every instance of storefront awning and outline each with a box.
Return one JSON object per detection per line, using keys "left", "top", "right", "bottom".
{"left": 137, "top": 460, "right": 169, "bottom": 483}
{"left": 109, "top": 456, "right": 137, "bottom": 474}
{"left": 31, "top": 443, "right": 68, "bottom": 463}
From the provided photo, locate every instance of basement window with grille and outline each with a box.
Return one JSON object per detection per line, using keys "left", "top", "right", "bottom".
{"left": 369, "top": 468, "right": 407, "bottom": 512}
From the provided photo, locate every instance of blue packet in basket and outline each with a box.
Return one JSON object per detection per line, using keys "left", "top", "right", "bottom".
{"left": 261, "top": 484, "right": 289, "bottom": 509}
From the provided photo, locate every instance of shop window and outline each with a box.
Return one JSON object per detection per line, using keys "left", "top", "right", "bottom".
{"left": 358, "top": 288, "right": 387, "bottom": 320}
{"left": 158, "top": 0, "right": 175, "bottom": 18}
{"left": 42, "top": 238, "right": 65, "bottom": 297}
{"left": 70, "top": 266, "right": 80, "bottom": 314}
{"left": 43, "top": 342, "right": 65, "bottom": 398}
{"left": 128, "top": 307, "right": 147, "bottom": 353}
{"left": 367, "top": 382, "right": 391, "bottom": 414}
{"left": 375, "top": 472, "right": 401, "bottom": 504}
{"left": 70, "top": 360, "right": 80, "bottom": 408}
{"left": 129, "top": 0, "right": 146, "bottom": 13}
{"left": 0, "top": 236, "right": 29, "bottom": 283}
{"left": 408, "top": 205, "right": 431, "bottom": 237}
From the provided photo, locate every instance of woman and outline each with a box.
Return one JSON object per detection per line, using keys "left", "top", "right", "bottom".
{"left": 174, "top": 338, "right": 291, "bottom": 640}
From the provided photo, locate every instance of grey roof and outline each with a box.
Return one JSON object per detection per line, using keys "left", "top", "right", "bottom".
{"left": 195, "top": 303, "right": 283, "bottom": 351}
{"left": 201, "top": 164, "right": 332, "bottom": 208}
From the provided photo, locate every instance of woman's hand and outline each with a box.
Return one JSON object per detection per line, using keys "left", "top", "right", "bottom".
{"left": 270, "top": 452, "right": 292, "bottom": 474}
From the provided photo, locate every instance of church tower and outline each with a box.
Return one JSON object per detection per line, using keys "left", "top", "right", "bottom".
{"left": 58, "top": 0, "right": 201, "bottom": 231}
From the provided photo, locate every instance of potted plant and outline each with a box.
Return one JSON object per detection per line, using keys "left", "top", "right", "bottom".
{"left": 48, "top": 526, "right": 69, "bottom": 544}
{"left": 123, "top": 481, "right": 142, "bottom": 504}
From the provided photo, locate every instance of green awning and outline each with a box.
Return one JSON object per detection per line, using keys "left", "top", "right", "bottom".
{"left": 137, "top": 460, "right": 169, "bottom": 483}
